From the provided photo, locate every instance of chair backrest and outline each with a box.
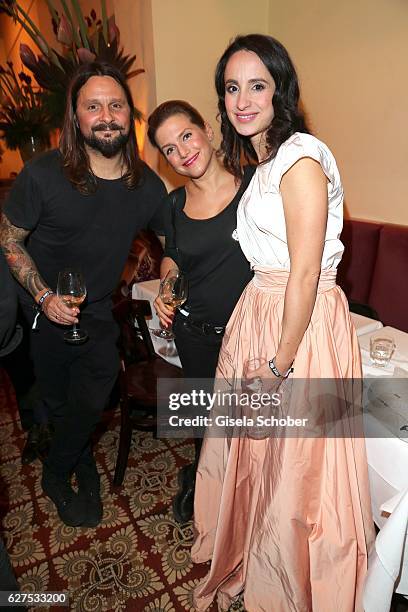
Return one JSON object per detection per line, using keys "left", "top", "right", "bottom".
{"left": 348, "top": 301, "right": 379, "bottom": 321}
{"left": 112, "top": 296, "right": 156, "bottom": 363}
{"left": 120, "top": 229, "right": 164, "bottom": 285}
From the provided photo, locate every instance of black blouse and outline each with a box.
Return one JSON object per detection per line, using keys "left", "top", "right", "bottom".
{"left": 163, "top": 166, "right": 255, "bottom": 325}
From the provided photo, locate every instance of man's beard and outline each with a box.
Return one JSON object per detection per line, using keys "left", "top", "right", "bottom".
{"left": 83, "top": 122, "right": 130, "bottom": 158}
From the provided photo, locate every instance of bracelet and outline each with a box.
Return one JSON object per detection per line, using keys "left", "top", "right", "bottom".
{"left": 38, "top": 289, "right": 54, "bottom": 309}
{"left": 268, "top": 356, "right": 294, "bottom": 379}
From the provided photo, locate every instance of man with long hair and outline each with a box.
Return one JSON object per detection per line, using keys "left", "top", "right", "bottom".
{"left": 0, "top": 62, "right": 167, "bottom": 527}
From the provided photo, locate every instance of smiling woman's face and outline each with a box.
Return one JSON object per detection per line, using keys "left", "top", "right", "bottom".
{"left": 224, "top": 50, "right": 275, "bottom": 152}
{"left": 155, "top": 113, "right": 214, "bottom": 178}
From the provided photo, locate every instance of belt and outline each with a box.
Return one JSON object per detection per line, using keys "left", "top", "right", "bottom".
{"left": 178, "top": 311, "right": 226, "bottom": 336}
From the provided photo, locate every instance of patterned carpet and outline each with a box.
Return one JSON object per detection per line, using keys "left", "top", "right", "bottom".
{"left": 0, "top": 369, "right": 245, "bottom": 612}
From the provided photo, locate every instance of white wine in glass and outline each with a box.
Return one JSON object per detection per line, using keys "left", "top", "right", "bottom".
{"left": 57, "top": 269, "right": 88, "bottom": 344}
{"left": 152, "top": 269, "right": 188, "bottom": 341}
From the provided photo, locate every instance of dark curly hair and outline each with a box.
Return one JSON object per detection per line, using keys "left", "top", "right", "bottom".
{"left": 147, "top": 100, "right": 206, "bottom": 150}
{"left": 215, "top": 34, "right": 309, "bottom": 178}
{"left": 59, "top": 61, "right": 142, "bottom": 194}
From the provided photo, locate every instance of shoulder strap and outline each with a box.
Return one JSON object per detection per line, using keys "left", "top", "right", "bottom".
{"left": 169, "top": 187, "right": 184, "bottom": 262}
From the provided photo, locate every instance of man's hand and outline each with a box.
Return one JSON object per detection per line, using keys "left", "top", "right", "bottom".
{"left": 42, "top": 294, "right": 79, "bottom": 326}
{"left": 154, "top": 294, "right": 174, "bottom": 328}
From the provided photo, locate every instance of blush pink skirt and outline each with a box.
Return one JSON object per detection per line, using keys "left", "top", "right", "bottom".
{"left": 191, "top": 269, "right": 375, "bottom": 612}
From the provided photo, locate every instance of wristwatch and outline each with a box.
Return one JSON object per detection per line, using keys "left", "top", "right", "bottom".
{"left": 268, "top": 356, "right": 294, "bottom": 378}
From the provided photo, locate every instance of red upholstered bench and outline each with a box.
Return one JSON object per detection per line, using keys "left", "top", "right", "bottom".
{"left": 337, "top": 219, "right": 408, "bottom": 332}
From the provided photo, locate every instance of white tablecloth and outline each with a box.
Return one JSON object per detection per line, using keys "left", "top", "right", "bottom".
{"left": 131, "top": 279, "right": 382, "bottom": 362}
{"left": 360, "top": 326, "right": 408, "bottom": 611}
{"left": 132, "top": 280, "right": 408, "bottom": 610}
{"left": 360, "top": 326, "right": 408, "bottom": 378}
{"left": 132, "top": 279, "right": 181, "bottom": 368}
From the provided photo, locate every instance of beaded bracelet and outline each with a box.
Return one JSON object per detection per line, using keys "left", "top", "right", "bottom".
{"left": 38, "top": 289, "right": 54, "bottom": 309}
{"left": 268, "top": 356, "right": 294, "bottom": 378}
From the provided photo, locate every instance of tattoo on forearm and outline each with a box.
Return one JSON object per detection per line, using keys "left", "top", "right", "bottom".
{"left": 0, "top": 213, "right": 47, "bottom": 298}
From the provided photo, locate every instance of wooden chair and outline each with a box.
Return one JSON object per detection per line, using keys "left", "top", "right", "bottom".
{"left": 111, "top": 294, "right": 182, "bottom": 486}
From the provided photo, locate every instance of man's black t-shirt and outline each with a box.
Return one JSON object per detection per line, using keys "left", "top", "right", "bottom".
{"left": 4, "top": 150, "right": 167, "bottom": 318}
{"left": 163, "top": 166, "right": 255, "bottom": 326}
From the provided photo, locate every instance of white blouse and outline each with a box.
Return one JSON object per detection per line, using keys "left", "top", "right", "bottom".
{"left": 236, "top": 132, "right": 344, "bottom": 271}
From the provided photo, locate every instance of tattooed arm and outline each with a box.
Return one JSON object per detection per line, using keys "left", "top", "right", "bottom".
{"left": 0, "top": 212, "right": 47, "bottom": 299}
{"left": 0, "top": 213, "right": 78, "bottom": 325}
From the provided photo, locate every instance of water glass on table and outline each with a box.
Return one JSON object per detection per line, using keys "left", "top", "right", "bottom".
{"left": 369, "top": 335, "right": 396, "bottom": 367}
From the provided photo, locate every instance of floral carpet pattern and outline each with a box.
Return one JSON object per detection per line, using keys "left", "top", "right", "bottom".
{"left": 0, "top": 370, "right": 245, "bottom": 612}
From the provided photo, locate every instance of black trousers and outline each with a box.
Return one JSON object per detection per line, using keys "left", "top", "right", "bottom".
{"left": 22, "top": 306, "right": 120, "bottom": 478}
{"left": 1, "top": 307, "right": 42, "bottom": 430}
{"left": 173, "top": 315, "right": 223, "bottom": 379}
{"left": 173, "top": 315, "right": 224, "bottom": 464}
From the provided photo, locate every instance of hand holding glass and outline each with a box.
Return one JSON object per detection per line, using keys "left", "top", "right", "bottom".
{"left": 57, "top": 269, "right": 88, "bottom": 344}
{"left": 242, "top": 358, "right": 264, "bottom": 393}
{"left": 152, "top": 270, "right": 188, "bottom": 341}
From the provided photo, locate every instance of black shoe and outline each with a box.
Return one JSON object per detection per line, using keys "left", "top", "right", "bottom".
{"left": 21, "top": 424, "right": 41, "bottom": 465}
{"left": 42, "top": 465, "right": 87, "bottom": 527}
{"left": 177, "top": 463, "right": 196, "bottom": 488}
{"left": 22, "top": 423, "right": 53, "bottom": 465}
{"left": 75, "top": 457, "right": 103, "bottom": 528}
{"left": 173, "top": 463, "right": 196, "bottom": 524}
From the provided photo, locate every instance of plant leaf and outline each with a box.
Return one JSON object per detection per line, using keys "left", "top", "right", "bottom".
{"left": 127, "top": 69, "right": 145, "bottom": 79}
{"left": 57, "top": 13, "right": 73, "bottom": 46}
{"left": 77, "top": 47, "right": 96, "bottom": 63}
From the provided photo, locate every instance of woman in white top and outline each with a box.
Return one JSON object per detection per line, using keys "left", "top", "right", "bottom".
{"left": 191, "top": 34, "right": 375, "bottom": 611}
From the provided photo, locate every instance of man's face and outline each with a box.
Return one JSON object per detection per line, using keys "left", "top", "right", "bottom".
{"left": 75, "top": 75, "right": 131, "bottom": 157}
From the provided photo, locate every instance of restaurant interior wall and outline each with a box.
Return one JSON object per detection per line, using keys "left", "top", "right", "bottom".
{"left": 113, "top": 0, "right": 156, "bottom": 169}
{"left": 147, "top": 0, "right": 270, "bottom": 188}
{"left": 2, "top": 0, "right": 408, "bottom": 227}
{"left": 268, "top": 0, "right": 408, "bottom": 225}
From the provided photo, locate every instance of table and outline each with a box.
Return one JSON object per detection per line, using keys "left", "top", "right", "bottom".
{"left": 359, "top": 327, "right": 408, "bottom": 611}
{"left": 132, "top": 279, "right": 383, "bottom": 347}
{"left": 133, "top": 280, "right": 408, "bottom": 610}
{"left": 132, "top": 279, "right": 181, "bottom": 368}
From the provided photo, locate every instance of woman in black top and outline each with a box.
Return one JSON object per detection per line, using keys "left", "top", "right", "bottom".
{"left": 147, "top": 100, "right": 254, "bottom": 522}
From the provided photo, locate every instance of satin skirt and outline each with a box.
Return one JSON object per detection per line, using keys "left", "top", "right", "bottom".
{"left": 191, "top": 269, "right": 375, "bottom": 612}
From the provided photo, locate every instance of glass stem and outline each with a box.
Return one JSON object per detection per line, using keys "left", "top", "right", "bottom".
{"left": 72, "top": 322, "right": 79, "bottom": 337}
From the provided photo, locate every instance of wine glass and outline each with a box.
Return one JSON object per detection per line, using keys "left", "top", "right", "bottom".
{"left": 152, "top": 269, "right": 188, "bottom": 342}
{"left": 242, "top": 358, "right": 264, "bottom": 394}
{"left": 241, "top": 358, "right": 274, "bottom": 440}
{"left": 57, "top": 269, "right": 88, "bottom": 344}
